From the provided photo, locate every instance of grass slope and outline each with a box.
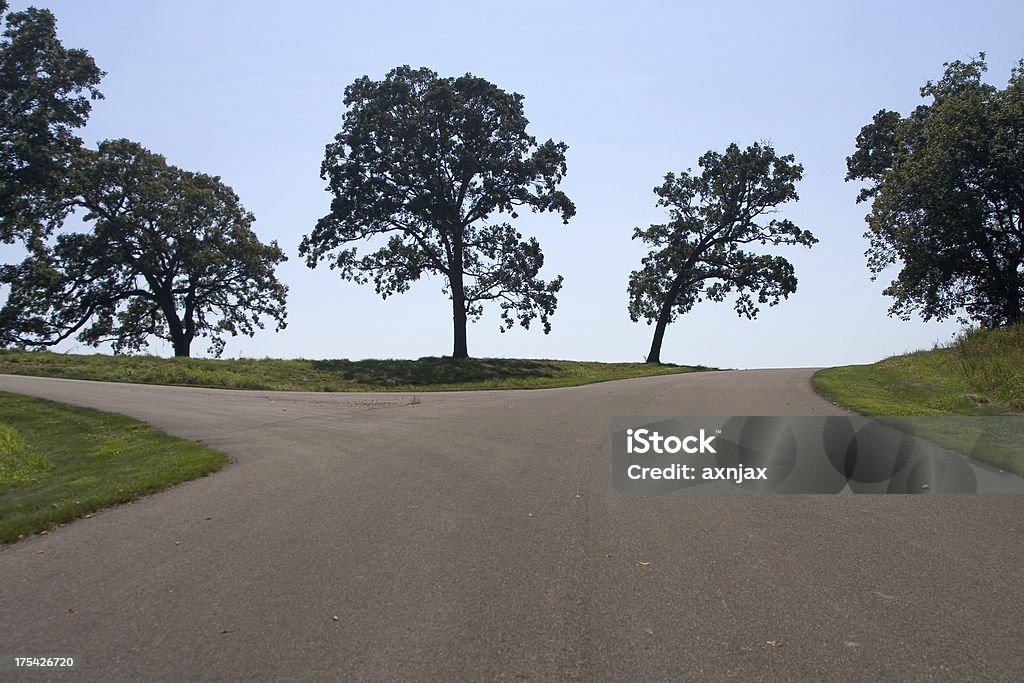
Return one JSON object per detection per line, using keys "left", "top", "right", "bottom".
{"left": 814, "top": 324, "right": 1024, "bottom": 475}
{"left": 0, "top": 392, "right": 228, "bottom": 543}
{"left": 0, "top": 351, "right": 712, "bottom": 392}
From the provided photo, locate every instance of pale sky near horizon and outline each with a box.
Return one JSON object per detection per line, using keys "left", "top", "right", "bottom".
{"left": 4, "top": 0, "right": 1023, "bottom": 368}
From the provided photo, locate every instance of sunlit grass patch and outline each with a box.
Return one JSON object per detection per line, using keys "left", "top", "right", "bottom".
{"left": 0, "top": 392, "right": 228, "bottom": 543}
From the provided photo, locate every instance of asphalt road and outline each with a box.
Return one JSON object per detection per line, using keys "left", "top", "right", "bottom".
{"left": 1, "top": 370, "right": 1023, "bottom": 681}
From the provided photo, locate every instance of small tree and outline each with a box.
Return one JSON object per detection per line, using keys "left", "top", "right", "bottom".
{"left": 846, "top": 54, "right": 1024, "bottom": 328}
{"left": 629, "top": 142, "right": 817, "bottom": 363}
{"left": 0, "top": 1, "right": 103, "bottom": 245}
{"left": 0, "top": 139, "right": 288, "bottom": 357}
{"left": 299, "top": 65, "right": 575, "bottom": 359}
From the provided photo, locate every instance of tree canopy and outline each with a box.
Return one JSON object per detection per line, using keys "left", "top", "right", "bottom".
{"left": 0, "top": 0, "right": 103, "bottom": 245}
{"left": 299, "top": 65, "right": 575, "bottom": 358}
{"left": 847, "top": 54, "right": 1024, "bottom": 328}
{"left": 629, "top": 142, "right": 817, "bottom": 363}
{"left": 0, "top": 139, "right": 288, "bottom": 357}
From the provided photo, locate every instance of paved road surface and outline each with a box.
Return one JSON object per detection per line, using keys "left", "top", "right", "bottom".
{"left": 2, "top": 371, "right": 1023, "bottom": 681}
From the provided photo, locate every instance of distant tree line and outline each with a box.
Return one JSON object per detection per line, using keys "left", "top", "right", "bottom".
{"left": 1, "top": 1, "right": 1020, "bottom": 361}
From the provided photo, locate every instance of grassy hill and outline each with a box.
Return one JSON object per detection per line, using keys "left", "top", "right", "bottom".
{"left": 814, "top": 324, "right": 1023, "bottom": 416}
{"left": 814, "top": 324, "right": 1024, "bottom": 475}
{"left": 0, "top": 351, "right": 712, "bottom": 392}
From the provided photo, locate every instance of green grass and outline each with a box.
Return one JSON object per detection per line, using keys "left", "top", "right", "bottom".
{"left": 0, "top": 392, "right": 229, "bottom": 543}
{"left": 813, "top": 323, "right": 1024, "bottom": 475}
{"left": 0, "top": 350, "right": 712, "bottom": 392}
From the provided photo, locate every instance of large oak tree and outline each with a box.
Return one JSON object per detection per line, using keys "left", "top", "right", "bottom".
{"left": 629, "top": 142, "right": 816, "bottom": 364}
{"left": 0, "top": 139, "right": 288, "bottom": 357}
{"left": 847, "top": 54, "right": 1024, "bottom": 328}
{"left": 299, "top": 66, "right": 575, "bottom": 359}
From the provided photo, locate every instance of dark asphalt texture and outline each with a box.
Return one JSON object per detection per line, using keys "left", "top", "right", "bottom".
{"left": 1, "top": 370, "right": 1022, "bottom": 681}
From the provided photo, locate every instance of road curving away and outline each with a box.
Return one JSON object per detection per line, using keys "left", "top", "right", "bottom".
{"left": 1, "top": 371, "right": 1023, "bottom": 681}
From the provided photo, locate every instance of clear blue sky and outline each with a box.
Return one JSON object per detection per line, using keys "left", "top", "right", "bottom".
{"left": 6, "top": 0, "right": 1023, "bottom": 367}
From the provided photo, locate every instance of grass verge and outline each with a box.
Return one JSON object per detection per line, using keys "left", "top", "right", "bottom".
{"left": 813, "top": 324, "right": 1024, "bottom": 476}
{"left": 0, "top": 392, "right": 228, "bottom": 543}
{"left": 0, "top": 351, "right": 712, "bottom": 392}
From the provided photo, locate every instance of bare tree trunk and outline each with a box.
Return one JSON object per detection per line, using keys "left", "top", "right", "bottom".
{"left": 646, "top": 302, "right": 671, "bottom": 364}
{"left": 645, "top": 274, "right": 687, "bottom": 364}
{"left": 451, "top": 303, "right": 468, "bottom": 358}
{"left": 171, "top": 335, "right": 191, "bottom": 358}
{"left": 158, "top": 294, "right": 192, "bottom": 358}
{"left": 450, "top": 269, "right": 469, "bottom": 359}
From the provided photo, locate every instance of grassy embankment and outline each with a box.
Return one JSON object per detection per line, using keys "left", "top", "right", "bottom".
{"left": 0, "top": 351, "right": 711, "bottom": 391}
{"left": 813, "top": 324, "right": 1024, "bottom": 475}
{"left": 0, "top": 392, "right": 228, "bottom": 543}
